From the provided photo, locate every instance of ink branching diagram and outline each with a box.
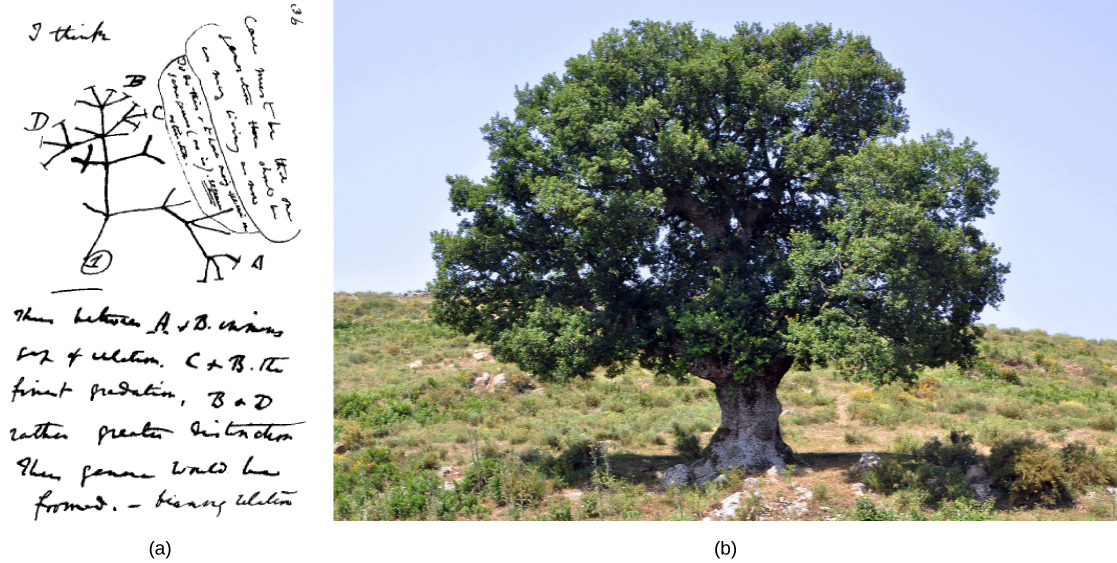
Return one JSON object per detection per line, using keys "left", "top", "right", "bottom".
{"left": 34, "top": 16, "right": 300, "bottom": 283}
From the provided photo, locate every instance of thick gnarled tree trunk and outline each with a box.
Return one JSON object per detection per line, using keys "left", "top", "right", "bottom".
{"left": 693, "top": 356, "right": 794, "bottom": 471}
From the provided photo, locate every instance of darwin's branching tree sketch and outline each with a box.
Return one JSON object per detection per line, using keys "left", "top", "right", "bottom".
{"left": 41, "top": 85, "right": 241, "bottom": 282}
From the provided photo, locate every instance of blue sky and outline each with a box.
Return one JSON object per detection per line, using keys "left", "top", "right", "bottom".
{"left": 335, "top": 0, "right": 1116, "bottom": 341}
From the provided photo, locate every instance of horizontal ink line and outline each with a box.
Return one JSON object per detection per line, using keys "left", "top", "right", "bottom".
{"left": 51, "top": 288, "right": 104, "bottom": 294}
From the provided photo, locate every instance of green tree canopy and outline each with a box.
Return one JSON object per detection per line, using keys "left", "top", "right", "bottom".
{"left": 430, "top": 20, "right": 1007, "bottom": 470}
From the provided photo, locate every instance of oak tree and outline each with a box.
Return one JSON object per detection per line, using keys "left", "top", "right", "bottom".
{"left": 430, "top": 21, "right": 1008, "bottom": 470}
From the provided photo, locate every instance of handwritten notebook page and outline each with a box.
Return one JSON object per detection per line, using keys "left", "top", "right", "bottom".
{"left": 2, "top": 0, "right": 332, "bottom": 556}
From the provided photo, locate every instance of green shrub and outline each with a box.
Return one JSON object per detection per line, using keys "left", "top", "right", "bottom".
{"left": 891, "top": 432, "right": 920, "bottom": 454}
{"left": 539, "top": 431, "right": 563, "bottom": 450}
{"left": 672, "top": 425, "right": 703, "bottom": 459}
{"left": 337, "top": 421, "right": 377, "bottom": 451}
{"left": 780, "top": 389, "right": 815, "bottom": 407}
{"left": 516, "top": 397, "right": 540, "bottom": 416}
{"left": 1060, "top": 442, "right": 1117, "bottom": 491}
{"left": 351, "top": 446, "right": 401, "bottom": 492}
{"left": 861, "top": 432, "right": 977, "bottom": 505}
{"left": 584, "top": 392, "right": 601, "bottom": 408}
{"left": 1010, "top": 446, "right": 1071, "bottom": 506}
{"left": 518, "top": 448, "right": 550, "bottom": 466}
{"left": 988, "top": 438, "right": 1071, "bottom": 506}
{"left": 479, "top": 440, "right": 502, "bottom": 459}
{"left": 847, "top": 497, "right": 900, "bottom": 521}
{"left": 786, "top": 372, "right": 820, "bottom": 389}
{"left": 1088, "top": 413, "right": 1117, "bottom": 432}
{"left": 847, "top": 384, "right": 930, "bottom": 428}
{"left": 991, "top": 437, "right": 1112, "bottom": 507}
{"left": 378, "top": 472, "right": 441, "bottom": 519}
{"left": 941, "top": 394, "right": 988, "bottom": 415}
{"left": 593, "top": 425, "right": 624, "bottom": 441}
{"left": 604, "top": 399, "right": 627, "bottom": 413}
{"left": 499, "top": 463, "right": 548, "bottom": 509}
{"left": 636, "top": 391, "right": 674, "bottom": 408}
{"left": 891, "top": 487, "right": 930, "bottom": 513}
{"left": 847, "top": 402, "right": 903, "bottom": 427}
{"left": 969, "top": 359, "right": 1022, "bottom": 384}
{"left": 930, "top": 497, "right": 998, "bottom": 521}
{"left": 1040, "top": 418, "right": 1068, "bottom": 433}
{"left": 543, "top": 438, "right": 608, "bottom": 483}
{"left": 461, "top": 458, "right": 501, "bottom": 495}
{"left": 993, "top": 399, "right": 1029, "bottom": 420}
{"left": 560, "top": 439, "right": 597, "bottom": 470}
{"left": 916, "top": 465, "right": 973, "bottom": 504}
{"left": 414, "top": 446, "right": 446, "bottom": 470}
{"left": 973, "top": 418, "right": 1026, "bottom": 446}
{"left": 996, "top": 367, "right": 1022, "bottom": 385}
{"left": 1055, "top": 401, "right": 1090, "bottom": 419}
{"left": 781, "top": 387, "right": 836, "bottom": 407}
{"left": 1100, "top": 446, "right": 1117, "bottom": 465}
{"left": 810, "top": 392, "right": 838, "bottom": 406}
{"left": 861, "top": 457, "right": 908, "bottom": 493}
{"left": 461, "top": 456, "right": 546, "bottom": 509}
{"left": 844, "top": 429, "right": 873, "bottom": 445}
{"left": 545, "top": 500, "right": 574, "bottom": 521}
{"left": 785, "top": 404, "right": 838, "bottom": 425}
{"left": 508, "top": 428, "right": 531, "bottom": 445}
{"left": 914, "top": 430, "right": 977, "bottom": 469}
{"left": 363, "top": 470, "right": 484, "bottom": 521}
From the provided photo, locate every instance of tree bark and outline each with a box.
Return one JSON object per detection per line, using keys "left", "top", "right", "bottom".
{"left": 696, "top": 357, "right": 795, "bottom": 471}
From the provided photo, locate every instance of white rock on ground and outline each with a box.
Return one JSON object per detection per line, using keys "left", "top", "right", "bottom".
{"left": 660, "top": 464, "right": 693, "bottom": 488}
{"left": 409, "top": 360, "right": 423, "bottom": 369}
{"left": 712, "top": 492, "right": 743, "bottom": 520}
{"left": 490, "top": 373, "right": 508, "bottom": 389}
{"left": 785, "top": 501, "right": 809, "bottom": 517}
{"left": 766, "top": 464, "right": 789, "bottom": 478}
{"left": 851, "top": 452, "right": 882, "bottom": 477}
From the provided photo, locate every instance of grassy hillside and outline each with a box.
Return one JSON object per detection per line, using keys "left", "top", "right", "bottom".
{"left": 333, "top": 292, "right": 1117, "bottom": 521}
